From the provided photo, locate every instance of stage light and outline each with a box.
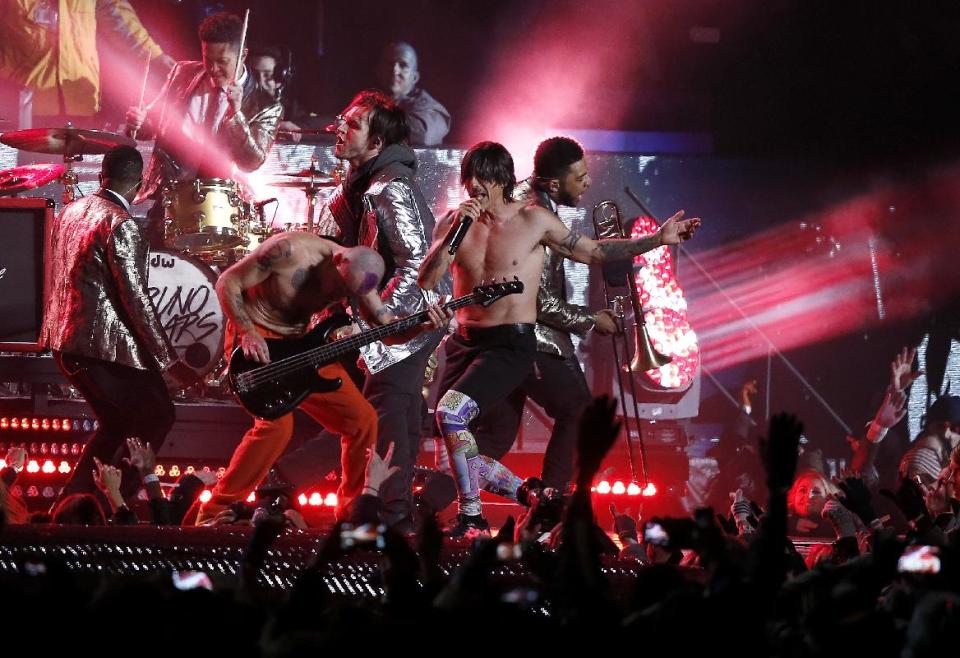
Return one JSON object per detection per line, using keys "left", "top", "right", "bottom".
{"left": 26, "top": 459, "right": 39, "bottom": 473}
{"left": 596, "top": 480, "right": 611, "bottom": 494}
{"left": 612, "top": 481, "right": 626, "bottom": 495}
{"left": 324, "top": 493, "right": 338, "bottom": 507}
{"left": 51, "top": 419, "right": 60, "bottom": 430}
{"left": 642, "top": 482, "right": 657, "bottom": 497}
{"left": 0, "top": 459, "right": 6, "bottom": 469}
{"left": 246, "top": 492, "right": 256, "bottom": 503}
{"left": 297, "top": 493, "right": 308, "bottom": 506}
{"left": 154, "top": 465, "right": 165, "bottom": 477}
{"left": 41, "top": 460, "right": 55, "bottom": 474}
{"left": 31, "top": 419, "right": 40, "bottom": 430}
{"left": 58, "top": 460, "right": 71, "bottom": 474}
{"left": 308, "top": 492, "right": 322, "bottom": 507}
{"left": 199, "top": 490, "right": 212, "bottom": 503}
{"left": 631, "top": 216, "right": 699, "bottom": 391}
{"left": 169, "top": 465, "right": 180, "bottom": 477}
{"left": 627, "top": 482, "right": 641, "bottom": 496}
{"left": 41, "top": 419, "right": 50, "bottom": 430}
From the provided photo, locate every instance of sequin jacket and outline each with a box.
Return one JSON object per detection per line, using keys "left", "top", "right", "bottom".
{"left": 132, "top": 60, "right": 283, "bottom": 204}
{"left": 319, "top": 159, "right": 451, "bottom": 374}
{"left": 42, "top": 193, "right": 177, "bottom": 370}
{"left": 528, "top": 188, "right": 595, "bottom": 358}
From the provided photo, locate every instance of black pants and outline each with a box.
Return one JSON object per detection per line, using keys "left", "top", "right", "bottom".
{"left": 54, "top": 352, "right": 175, "bottom": 502}
{"left": 363, "top": 333, "right": 442, "bottom": 527}
{"left": 436, "top": 324, "right": 538, "bottom": 411}
{"left": 473, "top": 351, "right": 591, "bottom": 490}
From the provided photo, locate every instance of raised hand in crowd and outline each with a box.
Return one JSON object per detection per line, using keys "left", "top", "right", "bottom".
{"left": 4, "top": 446, "right": 27, "bottom": 474}
{"left": 122, "top": 437, "right": 155, "bottom": 477}
{"left": 730, "top": 488, "right": 757, "bottom": 537}
{"left": 890, "top": 346, "right": 922, "bottom": 392}
{"left": 835, "top": 475, "right": 879, "bottom": 527}
{"left": 874, "top": 387, "right": 908, "bottom": 432}
{"left": 760, "top": 413, "right": 804, "bottom": 493}
{"left": 92, "top": 457, "right": 124, "bottom": 510}
{"left": 575, "top": 395, "right": 621, "bottom": 488}
{"left": 363, "top": 441, "right": 401, "bottom": 499}
{"left": 92, "top": 457, "right": 136, "bottom": 524}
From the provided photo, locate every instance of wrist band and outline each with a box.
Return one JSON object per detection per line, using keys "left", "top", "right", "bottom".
{"left": 866, "top": 420, "right": 889, "bottom": 443}
{"left": 362, "top": 486, "right": 379, "bottom": 495}
{"left": 143, "top": 473, "right": 160, "bottom": 484}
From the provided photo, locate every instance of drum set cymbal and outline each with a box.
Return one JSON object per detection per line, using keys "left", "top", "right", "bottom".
{"left": 0, "top": 163, "right": 66, "bottom": 196}
{"left": 0, "top": 126, "right": 137, "bottom": 202}
{"left": 0, "top": 126, "right": 135, "bottom": 156}
{"left": 267, "top": 177, "right": 337, "bottom": 188}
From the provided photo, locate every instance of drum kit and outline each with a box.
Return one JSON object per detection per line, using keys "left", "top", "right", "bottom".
{"left": 0, "top": 124, "right": 339, "bottom": 394}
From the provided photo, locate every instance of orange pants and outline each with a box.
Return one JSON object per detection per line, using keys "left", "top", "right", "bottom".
{"left": 196, "top": 324, "right": 377, "bottom": 523}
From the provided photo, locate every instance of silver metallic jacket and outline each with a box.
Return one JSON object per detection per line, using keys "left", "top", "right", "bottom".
{"left": 524, "top": 187, "right": 596, "bottom": 358}
{"left": 41, "top": 194, "right": 177, "bottom": 370}
{"left": 132, "top": 60, "right": 283, "bottom": 204}
{"left": 319, "top": 169, "right": 451, "bottom": 374}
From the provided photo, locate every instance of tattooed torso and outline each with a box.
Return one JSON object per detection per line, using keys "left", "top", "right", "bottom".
{"left": 450, "top": 201, "right": 547, "bottom": 328}
{"left": 244, "top": 234, "right": 344, "bottom": 336}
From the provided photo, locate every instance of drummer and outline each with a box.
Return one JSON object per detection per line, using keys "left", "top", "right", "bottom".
{"left": 124, "top": 11, "right": 283, "bottom": 247}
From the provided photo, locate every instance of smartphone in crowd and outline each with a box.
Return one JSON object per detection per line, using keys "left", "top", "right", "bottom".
{"left": 897, "top": 545, "right": 941, "bottom": 574}
{"left": 340, "top": 523, "right": 386, "bottom": 550}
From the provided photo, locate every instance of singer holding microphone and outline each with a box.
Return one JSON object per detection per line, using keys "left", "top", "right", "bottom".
{"left": 123, "top": 12, "right": 283, "bottom": 247}
{"left": 419, "top": 141, "right": 701, "bottom": 537}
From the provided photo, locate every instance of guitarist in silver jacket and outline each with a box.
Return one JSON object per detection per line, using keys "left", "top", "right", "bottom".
{"left": 317, "top": 90, "right": 451, "bottom": 532}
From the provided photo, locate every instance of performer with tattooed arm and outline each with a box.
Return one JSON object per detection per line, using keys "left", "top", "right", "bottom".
{"left": 195, "top": 232, "right": 448, "bottom": 524}
{"left": 418, "top": 141, "right": 700, "bottom": 536}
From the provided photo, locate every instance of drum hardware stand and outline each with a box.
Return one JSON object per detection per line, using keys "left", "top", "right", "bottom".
{"left": 303, "top": 155, "right": 325, "bottom": 232}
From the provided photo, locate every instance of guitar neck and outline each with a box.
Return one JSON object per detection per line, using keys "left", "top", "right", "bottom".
{"left": 302, "top": 294, "right": 477, "bottom": 367}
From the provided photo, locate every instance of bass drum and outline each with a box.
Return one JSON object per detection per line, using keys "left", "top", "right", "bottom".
{"left": 147, "top": 249, "right": 225, "bottom": 388}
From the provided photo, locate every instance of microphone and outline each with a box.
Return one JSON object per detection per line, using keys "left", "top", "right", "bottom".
{"left": 254, "top": 198, "right": 278, "bottom": 223}
{"left": 447, "top": 215, "right": 473, "bottom": 255}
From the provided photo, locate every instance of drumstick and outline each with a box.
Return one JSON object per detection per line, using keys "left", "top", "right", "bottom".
{"left": 235, "top": 9, "right": 250, "bottom": 84}
{"left": 131, "top": 53, "right": 151, "bottom": 140}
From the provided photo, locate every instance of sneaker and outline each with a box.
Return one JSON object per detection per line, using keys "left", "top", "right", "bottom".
{"left": 446, "top": 513, "right": 491, "bottom": 539}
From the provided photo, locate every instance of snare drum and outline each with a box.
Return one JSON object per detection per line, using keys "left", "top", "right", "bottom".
{"left": 147, "top": 249, "right": 225, "bottom": 388}
{"left": 162, "top": 178, "right": 249, "bottom": 253}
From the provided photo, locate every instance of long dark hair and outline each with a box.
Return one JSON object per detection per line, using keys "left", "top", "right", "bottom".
{"left": 460, "top": 141, "right": 516, "bottom": 202}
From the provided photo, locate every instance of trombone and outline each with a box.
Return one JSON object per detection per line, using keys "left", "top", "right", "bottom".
{"left": 592, "top": 200, "right": 671, "bottom": 487}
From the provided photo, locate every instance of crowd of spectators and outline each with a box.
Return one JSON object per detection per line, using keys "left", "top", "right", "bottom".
{"left": 2, "top": 347, "right": 960, "bottom": 655}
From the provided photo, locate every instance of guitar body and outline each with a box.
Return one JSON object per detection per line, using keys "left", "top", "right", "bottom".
{"left": 226, "top": 281, "right": 524, "bottom": 420}
{"left": 227, "top": 315, "right": 350, "bottom": 420}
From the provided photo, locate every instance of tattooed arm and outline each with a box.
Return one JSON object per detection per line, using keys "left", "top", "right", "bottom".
{"left": 539, "top": 208, "right": 700, "bottom": 264}
{"left": 418, "top": 209, "right": 458, "bottom": 290}
{"left": 215, "top": 235, "right": 294, "bottom": 363}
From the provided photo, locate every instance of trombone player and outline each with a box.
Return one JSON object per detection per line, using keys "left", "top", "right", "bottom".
{"left": 471, "top": 136, "right": 621, "bottom": 493}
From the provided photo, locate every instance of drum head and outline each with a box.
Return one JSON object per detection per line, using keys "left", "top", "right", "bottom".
{"left": 148, "top": 249, "right": 225, "bottom": 387}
